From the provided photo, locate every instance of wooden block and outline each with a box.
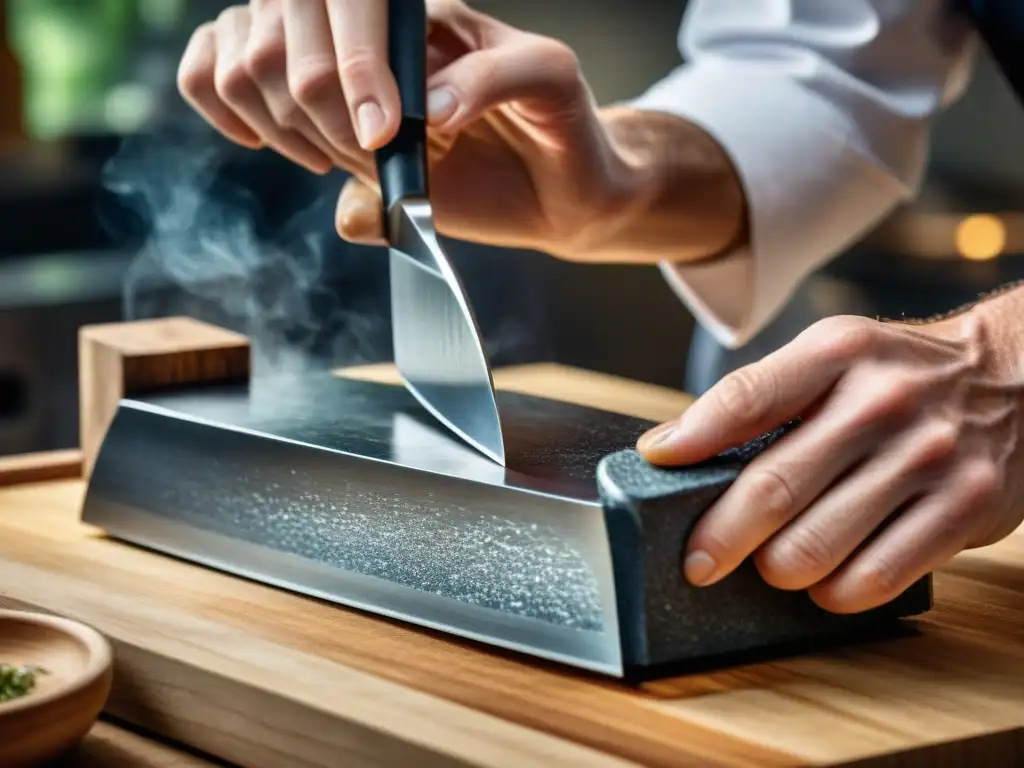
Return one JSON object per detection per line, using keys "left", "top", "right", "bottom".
{"left": 0, "top": 449, "right": 82, "bottom": 487}
{"left": 78, "top": 317, "right": 250, "bottom": 478}
{"left": 71, "top": 721, "right": 217, "bottom": 768}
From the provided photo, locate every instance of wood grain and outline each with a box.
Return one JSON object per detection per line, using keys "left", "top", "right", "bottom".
{"left": 58, "top": 721, "right": 218, "bottom": 767}
{"left": 0, "top": 449, "right": 81, "bottom": 487}
{"left": 78, "top": 318, "right": 250, "bottom": 478}
{"left": 1, "top": 363, "right": 1023, "bottom": 766}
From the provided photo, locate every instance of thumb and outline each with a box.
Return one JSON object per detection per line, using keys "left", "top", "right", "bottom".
{"left": 335, "top": 177, "right": 386, "bottom": 246}
{"left": 425, "top": 36, "right": 590, "bottom": 134}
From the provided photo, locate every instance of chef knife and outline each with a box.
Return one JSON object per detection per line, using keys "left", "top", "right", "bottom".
{"left": 375, "top": 0, "right": 506, "bottom": 466}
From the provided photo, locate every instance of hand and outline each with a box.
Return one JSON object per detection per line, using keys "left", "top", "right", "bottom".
{"left": 637, "top": 307, "right": 1024, "bottom": 614}
{"left": 175, "top": 0, "right": 649, "bottom": 256}
{"left": 176, "top": 0, "right": 745, "bottom": 263}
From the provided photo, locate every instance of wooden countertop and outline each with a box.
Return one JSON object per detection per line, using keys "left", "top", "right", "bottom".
{"left": 1, "top": 363, "right": 1024, "bottom": 767}
{"left": 58, "top": 720, "right": 217, "bottom": 767}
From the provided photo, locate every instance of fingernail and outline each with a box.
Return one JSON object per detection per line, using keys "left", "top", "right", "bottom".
{"left": 683, "top": 551, "right": 717, "bottom": 586}
{"left": 427, "top": 88, "right": 457, "bottom": 123}
{"left": 637, "top": 420, "right": 679, "bottom": 452}
{"left": 356, "top": 101, "right": 386, "bottom": 149}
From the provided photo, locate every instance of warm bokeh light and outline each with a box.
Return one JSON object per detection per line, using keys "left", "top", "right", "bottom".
{"left": 955, "top": 214, "right": 1006, "bottom": 261}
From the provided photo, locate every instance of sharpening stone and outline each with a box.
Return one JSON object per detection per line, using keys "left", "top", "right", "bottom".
{"left": 80, "top": 371, "right": 931, "bottom": 679}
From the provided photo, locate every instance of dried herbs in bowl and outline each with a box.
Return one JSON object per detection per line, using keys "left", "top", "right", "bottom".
{"left": 0, "top": 664, "right": 44, "bottom": 703}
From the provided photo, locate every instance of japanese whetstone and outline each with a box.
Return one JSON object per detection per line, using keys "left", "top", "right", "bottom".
{"left": 597, "top": 434, "right": 930, "bottom": 674}
{"left": 78, "top": 318, "right": 931, "bottom": 679}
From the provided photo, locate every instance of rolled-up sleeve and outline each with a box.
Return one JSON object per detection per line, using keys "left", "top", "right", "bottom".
{"left": 632, "top": 0, "right": 978, "bottom": 348}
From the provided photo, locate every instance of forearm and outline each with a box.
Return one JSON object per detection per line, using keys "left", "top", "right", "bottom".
{"left": 550, "top": 105, "right": 749, "bottom": 264}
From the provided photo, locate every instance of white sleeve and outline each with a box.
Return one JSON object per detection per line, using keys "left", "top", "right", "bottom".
{"left": 632, "top": 0, "right": 978, "bottom": 348}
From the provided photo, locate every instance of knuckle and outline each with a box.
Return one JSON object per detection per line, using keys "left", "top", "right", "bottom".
{"left": 533, "top": 38, "right": 585, "bottom": 96}
{"left": 816, "top": 315, "right": 878, "bottom": 359}
{"left": 807, "top": 583, "right": 848, "bottom": 614}
{"left": 757, "top": 525, "right": 834, "bottom": 589}
{"left": 538, "top": 38, "right": 582, "bottom": 75}
{"left": 273, "top": 103, "right": 305, "bottom": 130}
{"left": 289, "top": 59, "right": 340, "bottom": 105}
{"left": 850, "top": 373, "right": 919, "bottom": 429}
{"left": 178, "top": 61, "right": 214, "bottom": 102}
{"left": 908, "top": 419, "right": 959, "bottom": 471}
{"left": 244, "top": 38, "right": 286, "bottom": 82}
{"left": 884, "top": 372, "right": 920, "bottom": 403}
{"left": 962, "top": 459, "right": 1001, "bottom": 502}
{"left": 214, "top": 63, "right": 253, "bottom": 104}
{"left": 715, "top": 367, "right": 771, "bottom": 425}
{"left": 743, "top": 467, "right": 795, "bottom": 525}
{"left": 177, "top": 27, "right": 216, "bottom": 99}
{"left": 856, "top": 555, "right": 905, "bottom": 603}
{"left": 811, "top": 558, "right": 906, "bottom": 613}
{"left": 336, "top": 46, "right": 381, "bottom": 85}
{"left": 217, "top": 5, "right": 248, "bottom": 26}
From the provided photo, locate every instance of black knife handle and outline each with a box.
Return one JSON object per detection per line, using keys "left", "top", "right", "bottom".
{"left": 375, "top": 0, "right": 429, "bottom": 220}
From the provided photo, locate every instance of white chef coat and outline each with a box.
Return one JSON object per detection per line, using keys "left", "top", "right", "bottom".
{"left": 633, "top": 0, "right": 980, "bottom": 349}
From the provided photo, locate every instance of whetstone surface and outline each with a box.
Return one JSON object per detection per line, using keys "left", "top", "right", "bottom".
{"left": 83, "top": 351, "right": 926, "bottom": 677}
{"left": 78, "top": 317, "right": 250, "bottom": 477}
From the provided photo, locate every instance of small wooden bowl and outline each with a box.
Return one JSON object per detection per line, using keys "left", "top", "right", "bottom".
{"left": 0, "top": 610, "right": 113, "bottom": 767}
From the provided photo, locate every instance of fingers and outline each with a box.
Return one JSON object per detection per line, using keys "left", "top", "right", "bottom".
{"left": 282, "top": 0, "right": 371, "bottom": 175}
{"left": 246, "top": 1, "right": 350, "bottom": 167}
{"left": 637, "top": 316, "right": 877, "bottom": 466}
{"left": 181, "top": 0, "right": 560, "bottom": 177}
{"left": 178, "top": 23, "right": 264, "bottom": 148}
{"left": 213, "top": 6, "right": 332, "bottom": 173}
{"left": 679, "top": 350, "right": 943, "bottom": 588}
{"left": 753, "top": 418, "right": 958, "bottom": 591}
{"left": 809, "top": 458, "right": 1000, "bottom": 613}
{"left": 680, "top": 388, "right": 883, "bottom": 587}
{"left": 325, "top": 0, "right": 401, "bottom": 150}
{"left": 425, "top": 36, "right": 587, "bottom": 134}
{"left": 336, "top": 178, "right": 386, "bottom": 245}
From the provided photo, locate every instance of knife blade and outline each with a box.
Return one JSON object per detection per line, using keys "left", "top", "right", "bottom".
{"left": 374, "top": 0, "right": 505, "bottom": 466}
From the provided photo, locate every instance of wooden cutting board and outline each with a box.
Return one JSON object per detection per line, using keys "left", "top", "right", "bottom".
{"left": 63, "top": 721, "right": 217, "bottom": 767}
{"left": 2, "top": 363, "right": 1024, "bottom": 767}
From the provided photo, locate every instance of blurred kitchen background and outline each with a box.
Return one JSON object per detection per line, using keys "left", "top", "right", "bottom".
{"left": 1, "top": 0, "right": 1023, "bottom": 457}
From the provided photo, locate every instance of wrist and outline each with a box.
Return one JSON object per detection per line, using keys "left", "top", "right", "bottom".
{"left": 970, "top": 281, "right": 1024, "bottom": 388}
{"left": 918, "top": 280, "right": 1024, "bottom": 389}
{"left": 551, "top": 105, "right": 748, "bottom": 264}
